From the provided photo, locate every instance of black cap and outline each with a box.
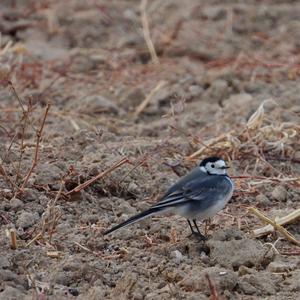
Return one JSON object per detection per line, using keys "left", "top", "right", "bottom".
{"left": 199, "top": 156, "right": 222, "bottom": 166}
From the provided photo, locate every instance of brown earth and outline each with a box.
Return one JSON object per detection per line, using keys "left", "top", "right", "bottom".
{"left": 0, "top": 0, "right": 300, "bottom": 299}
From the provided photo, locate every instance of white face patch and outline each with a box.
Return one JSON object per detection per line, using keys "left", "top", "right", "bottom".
{"left": 205, "top": 159, "right": 227, "bottom": 175}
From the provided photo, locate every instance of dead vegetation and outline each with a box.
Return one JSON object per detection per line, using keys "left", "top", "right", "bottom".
{"left": 0, "top": 0, "right": 300, "bottom": 299}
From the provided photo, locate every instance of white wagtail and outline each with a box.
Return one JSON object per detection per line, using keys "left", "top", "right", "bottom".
{"left": 104, "top": 156, "right": 233, "bottom": 240}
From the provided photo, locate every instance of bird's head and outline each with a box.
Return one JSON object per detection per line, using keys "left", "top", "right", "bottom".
{"left": 199, "top": 156, "right": 230, "bottom": 175}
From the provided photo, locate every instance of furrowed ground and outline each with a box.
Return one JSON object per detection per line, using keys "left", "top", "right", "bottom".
{"left": 0, "top": 1, "right": 299, "bottom": 299}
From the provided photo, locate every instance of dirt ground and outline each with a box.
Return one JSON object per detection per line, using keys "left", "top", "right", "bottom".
{"left": 0, "top": 0, "right": 300, "bottom": 299}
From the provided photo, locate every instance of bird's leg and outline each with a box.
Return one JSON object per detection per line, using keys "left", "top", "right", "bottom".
{"left": 187, "top": 219, "right": 195, "bottom": 235}
{"left": 192, "top": 219, "right": 206, "bottom": 240}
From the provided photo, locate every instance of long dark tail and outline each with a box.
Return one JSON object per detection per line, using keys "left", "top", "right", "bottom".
{"left": 104, "top": 207, "right": 161, "bottom": 235}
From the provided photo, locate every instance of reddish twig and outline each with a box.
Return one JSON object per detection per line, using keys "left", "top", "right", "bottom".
{"left": 65, "top": 157, "right": 129, "bottom": 195}
{"left": 232, "top": 175, "right": 300, "bottom": 185}
{"left": 18, "top": 104, "right": 51, "bottom": 193}
{"left": 205, "top": 273, "right": 219, "bottom": 300}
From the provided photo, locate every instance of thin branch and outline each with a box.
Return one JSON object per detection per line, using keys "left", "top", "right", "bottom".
{"left": 205, "top": 273, "right": 219, "bottom": 300}
{"left": 18, "top": 104, "right": 51, "bottom": 193}
{"left": 8, "top": 81, "right": 26, "bottom": 113}
{"left": 65, "top": 157, "right": 129, "bottom": 195}
{"left": 248, "top": 207, "right": 300, "bottom": 246}
{"left": 140, "top": 0, "right": 159, "bottom": 64}
{"left": 134, "top": 80, "right": 165, "bottom": 118}
{"left": 253, "top": 208, "right": 300, "bottom": 237}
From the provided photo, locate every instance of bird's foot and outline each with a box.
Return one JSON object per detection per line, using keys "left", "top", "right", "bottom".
{"left": 188, "top": 232, "right": 207, "bottom": 241}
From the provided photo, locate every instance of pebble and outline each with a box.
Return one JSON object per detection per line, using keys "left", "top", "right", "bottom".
{"left": 256, "top": 194, "right": 272, "bottom": 207}
{"left": 238, "top": 265, "right": 255, "bottom": 276}
{"left": 0, "top": 286, "right": 26, "bottom": 299}
{"left": 271, "top": 185, "right": 287, "bottom": 202}
{"left": 203, "top": 79, "right": 229, "bottom": 103}
{"left": 16, "top": 211, "right": 39, "bottom": 229}
{"left": 170, "top": 250, "right": 183, "bottom": 264}
{"left": 22, "top": 188, "right": 39, "bottom": 202}
{"left": 188, "top": 85, "right": 203, "bottom": 97}
{"left": 0, "top": 256, "right": 10, "bottom": 269}
{"left": 201, "top": 6, "right": 227, "bottom": 20}
{"left": 267, "top": 261, "right": 297, "bottom": 273}
{"left": 9, "top": 198, "right": 24, "bottom": 211}
{"left": 207, "top": 236, "right": 274, "bottom": 270}
{"left": 80, "top": 95, "right": 119, "bottom": 115}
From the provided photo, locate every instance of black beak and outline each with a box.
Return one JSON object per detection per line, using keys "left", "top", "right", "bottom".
{"left": 221, "top": 166, "right": 230, "bottom": 169}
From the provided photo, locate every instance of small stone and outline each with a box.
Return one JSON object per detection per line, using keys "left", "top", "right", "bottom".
{"left": 34, "top": 163, "right": 63, "bottom": 185}
{"left": 132, "top": 292, "right": 144, "bottom": 300}
{"left": 16, "top": 211, "right": 39, "bottom": 229}
{"left": 284, "top": 270, "right": 300, "bottom": 292}
{"left": 68, "top": 288, "right": 79, "bottom": 296}
{"left": 238, "top": 265, "right": 255, "bottom": 276}
{"left": 0, "top": 256, "right": 10, "bottom": 269}
{"left": 123, "top": 88, "right": 145, "bottom": 110}
{"left": 203, "top": 79, "right": 229, "bottom": 103}
{"left": 123, "top": 9, "right": 138, "bottom": 21}
{"left": 201, "top": 6, "right": 227, "bottom": 20}
{"left": 294, "top": 151, "right": 300, "bottom": 160}
{"left": 0, "top": 286, "right": 26, "bottom": 299}
{"left": 200, "top": 252, "right": 210, "bottom": 264}
{"left": 80, "top": 95, "right": 119, "bottom": 115}
{"left": 22, "top": 188, "right": 39, "bottom": 202}
{"left": 127, "top": 182, "right": 139, "bottom": 195}
{"left": 179, "top": 267, "right": 238, "bottom": 294}
{"left": 291, "top": 105, "right": 300, "bottom": 113}
{"left": 244, "top": 82, "right": 263, "bottom": 93}
{"left": 238, "top": 272, "right": 279, "bottom": 296}
{"left": 271, "top": 185, "right": 287, "bottom": 202}
{"left": 207, "top": 237, "right": 274, "bottom": 270}
{"left": 188, "top": 85, "right": 203, "bottom": 97}
{"left": 224, "top": 93, "right": 253, "bottom": 108}
{"left": 89, "top": 54, "right": 107, "bottom": 65}
{"left": 256, "top": 194, "right": 271, "bottom": 207}
{"left": 71, "top": 55, "right": 95, "bottom": 72}
{"left": 9, "top": 198, "right": 23, "bottom": 211}
{"left": 170, "top": 250, "right": 183, "bottom": 264}
{"left": 0, "top": 269, "right": 26, "bottom": 287}
{"left": 267, "top": 261, "right": 297, "bottom": 273}
{"left": 118, "top": 201, "right": 137, "bottom": 215}
{"left": 238, "top": 280, "right": 256, "bottom": 295}
{"left": 211, "top": 228, "right": 245, "bottom": 241}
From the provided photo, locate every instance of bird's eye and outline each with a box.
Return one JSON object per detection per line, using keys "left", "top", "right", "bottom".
{"left": 211, "top": 164, "right": 215, "bottom": 168}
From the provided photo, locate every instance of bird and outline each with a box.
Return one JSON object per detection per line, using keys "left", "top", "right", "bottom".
{"left": 104, "top": 156, "right": 234, "bottom": 240}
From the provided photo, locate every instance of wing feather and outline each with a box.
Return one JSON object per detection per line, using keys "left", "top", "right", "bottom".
{"left": 151, "top": 175, "right": 232, "bottom": 210}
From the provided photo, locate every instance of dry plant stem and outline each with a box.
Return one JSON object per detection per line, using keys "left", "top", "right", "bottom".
{"left": 248, "top": 207, "right": 300, "bottom": 246}
{"left": 26, "top": 232, "right": 42, "bottom": 247}
{"left": 46, "top": 251, "right": 63, "bottom": 258}
{"left": 15, "top": 113, "right": 28, "bottom": 184}
{"left": 118, "top": 156, "right": 148, "bottom": 183}
{"left": 233, "top": 175, "right": 300, "bottom": 187}
{"left": 187, "top": 131, "right": 235, "bottom": 159}
{"left": 170, "top": 125, "right": 211, "bottom": 150}
{"left": 8, "top": 81, "right": 26, "bottom": 113}
{"left": 205, "top": 273, "right": 219, "bottom": 300}
{"left": 47, "top": 181, "right": 64, "bottom": 243}
{"left": 140, "top": 0, "right": 159, "bottom": 64}
{"left": 19, "top": 104, "right": 51, "bottom": 193}
{"left": 66, "top": 157, "right": 129, "bottom": 195}
{"left": 253, "top": 208, "right": 300, "bottom": 237}
{"left": 134, "top": 80, "right": 165, "bottom": 118}
{"left": 6, "top": 229, "right": 17, "bottom": 250}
